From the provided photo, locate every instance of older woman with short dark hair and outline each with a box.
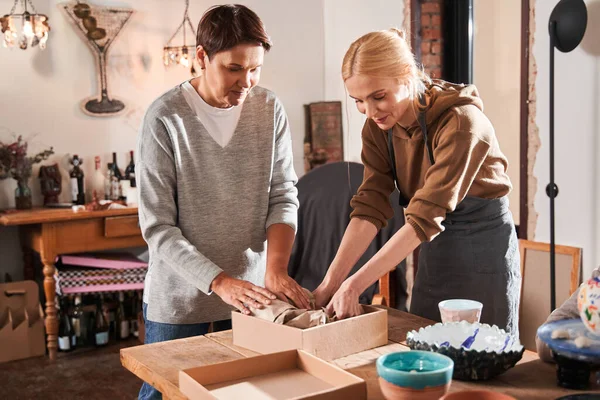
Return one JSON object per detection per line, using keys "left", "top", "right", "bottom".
{"left": 137, "top": 5, "right": 308, "bottom": 399}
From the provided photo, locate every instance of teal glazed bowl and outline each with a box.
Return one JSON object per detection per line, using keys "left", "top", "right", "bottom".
{"left": 376, "top": 351, "right": 454, "bottom": 400}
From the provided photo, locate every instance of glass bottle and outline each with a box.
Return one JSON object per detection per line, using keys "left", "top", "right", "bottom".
{"left": 71, "top": 294, "right": 83, "bottom": 346}
{"left": 69, "top": 155, "right": 85, "bottom": 205}
{"left": 118, "top": 291, "right": 130, "bottom": 340}
{"left": 92, "top": 156, "right": 105, "bottom": 198}
{"left": 111, "top": 152, "right": 123, "bottom": 180}
{"left": 94, "top": 295, "right": 109, "bottom": 347}
{"left": 58, "top": 297, "right": 75, "bottom": 352}
{"left": 124, "top": 150, "right": 136, "bottom": 187}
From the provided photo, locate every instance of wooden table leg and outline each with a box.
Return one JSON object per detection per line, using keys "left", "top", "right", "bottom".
{"left": 41, "top": 251, "right": 58, "bottom": 361}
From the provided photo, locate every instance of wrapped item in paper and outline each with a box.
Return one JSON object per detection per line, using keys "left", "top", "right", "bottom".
{"left": 251, "top": 289, "right": 336, "bottom": 329}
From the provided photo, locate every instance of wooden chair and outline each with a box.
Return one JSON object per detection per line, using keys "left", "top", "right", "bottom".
{"left": 372, "top": 271, "right": 396, "bottom": 308}
{"left": 518, "top": 239, "right": 582, "bottom": 351}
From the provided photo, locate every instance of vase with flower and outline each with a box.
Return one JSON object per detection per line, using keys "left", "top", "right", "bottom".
{"left": 0, "top": 135, "right": 54, "bottom": 210}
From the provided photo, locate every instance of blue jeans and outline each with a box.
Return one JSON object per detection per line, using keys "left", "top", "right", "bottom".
{"left": 138, "top": 303, "right": 232, "bottom": 400}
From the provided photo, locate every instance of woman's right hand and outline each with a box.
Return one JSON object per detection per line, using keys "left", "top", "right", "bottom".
{"left": 210, "top": 272, "right": 276, "bottom": 315}
{"left": 312, "top": 283, "right": 334, "bottom": 310}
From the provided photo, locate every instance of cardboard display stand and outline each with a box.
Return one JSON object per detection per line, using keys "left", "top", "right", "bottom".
{"left": 0, "top": 281, "right": 45, "bottom": 363}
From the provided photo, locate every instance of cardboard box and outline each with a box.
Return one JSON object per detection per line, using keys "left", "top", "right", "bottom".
{"left": 179, "top": 349, "right": 367, "bottom": 400}
{"left": 0, "top": 281, "right": 45, "bottom": 363}
{"left": 232, "top": 305, "right": 387, "bottom": 361}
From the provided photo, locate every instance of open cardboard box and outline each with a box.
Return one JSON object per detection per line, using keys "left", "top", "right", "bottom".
{"left": 179, "top": 349, "right": 366, "bottom": 400}
{"left": 232, "top": 305, "right": 387, "bottom": 361}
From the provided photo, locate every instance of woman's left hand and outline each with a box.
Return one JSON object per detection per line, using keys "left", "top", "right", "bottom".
{"left": 325, "top": 282, "right": 363, "bottom": 319}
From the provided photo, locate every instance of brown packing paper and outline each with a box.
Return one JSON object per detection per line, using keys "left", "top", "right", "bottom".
{"left": 0, "top": 281, "right": 46, "bottom": 363}
{"left": 251, "top": 300, "right": 334, "bottom": 329}
{"left": 250, "top": 288, "right": 363, "bottom": 329}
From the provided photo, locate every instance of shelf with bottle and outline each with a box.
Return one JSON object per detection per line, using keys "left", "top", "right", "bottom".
{"left": 90, "top": 151, "right": 137, "bottom": 206}
{"left": 58, "top": 290, "right": 142, "bottom": 352}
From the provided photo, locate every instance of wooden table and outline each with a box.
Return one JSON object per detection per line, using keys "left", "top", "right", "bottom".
{"left": 0, "top": 207, "right": 146, "bottom": 360}
{"left": 121, "top": 308, "right": 600, "bottom": 399}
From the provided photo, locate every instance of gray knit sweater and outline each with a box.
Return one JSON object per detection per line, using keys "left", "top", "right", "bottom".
{"left": 137, "top": 84, "right": 299, "bottom": 324}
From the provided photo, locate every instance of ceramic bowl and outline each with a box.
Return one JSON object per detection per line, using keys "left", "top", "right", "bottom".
{"left": 376, "top": 350, "right": 454, "bottom": 400}
{"left": 440, "top": 390, "right": 517, "bottom": 400}
{"left": 406, "top": 321, "right": 524, "bottom": 381}
{"left": 577, "top": 276, "right": 600, "bottom": 335}
{"left": 439, "top": 299, "right": 483, "bottom": 324}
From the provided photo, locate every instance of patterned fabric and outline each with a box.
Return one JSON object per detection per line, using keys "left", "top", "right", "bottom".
{"left": 58, "top": 267, "right": 147, "bottom": 287}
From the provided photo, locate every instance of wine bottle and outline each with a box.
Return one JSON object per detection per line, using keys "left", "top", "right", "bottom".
{"left": 58, "top": 298, "right": 75, "bottom": 352}
{"left": 71, "top": 294, "right": 83, "bottom": 346}
{"left": 131, "top": 291, "right": 140, "bottom": 338}
{"left": 92, "top": 156, "right": 105, "bottom": 197}
{"left": 105, "top": 163, "right": 114, "bottom": 201}
{"left": 111, "top": 152, "right": 123, "bottom": 180}
{"left": 117, "top": 291, "right": 130, "bottom": 340}
{"left": 124, "top": 150, "right": 136, "bottom": 187}
{"left": 69, "top": 155, "right": 85, "bottom": 205}
{"left": 94, "top": 295, "right": 109, "bottom": 347}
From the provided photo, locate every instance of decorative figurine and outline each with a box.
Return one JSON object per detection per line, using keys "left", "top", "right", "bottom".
{"left": 39, "top": 163, "right": 62, "bottom": 206}
{"left": 577, "top": 276, "right": 600, "bottom": 335}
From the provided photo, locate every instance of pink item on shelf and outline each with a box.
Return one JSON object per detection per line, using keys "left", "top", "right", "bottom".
{"left": 61, "top": 252, "right": 147, "bottom": 270}
{"left": 57, "top": 252, "right": 147, "bottom": 295}
{"left": 61, "top": 283, "right": 144, "bottom": 295}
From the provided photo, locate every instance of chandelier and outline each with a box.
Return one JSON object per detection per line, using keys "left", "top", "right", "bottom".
{"left": 1, "top": 0, "right": 50, "bottom": 50}
{"left": 163, "top": 0, "right": 196, "bottom": 74}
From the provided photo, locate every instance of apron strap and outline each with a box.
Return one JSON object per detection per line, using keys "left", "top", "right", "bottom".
{"left": 386, "top": 93, "right": 435, "bottom": 207}
{"left": 386, "top": 128, "right": 408, "bottom": 207}
{"left": 418, "top": 94, "right": 435, "bottom": 166}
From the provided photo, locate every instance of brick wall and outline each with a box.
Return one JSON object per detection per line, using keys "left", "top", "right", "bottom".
{"left": 417, "top": 0, "right": 444, "bottom": 79}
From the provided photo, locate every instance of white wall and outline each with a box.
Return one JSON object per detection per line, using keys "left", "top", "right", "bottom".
{"left": 0, "top": 0, "right": 325, "bottom": 205}
{"left": 473, "top": 0, "right": 521, "bottom": 222}
{"left": 533, "top": 0, "right": 600, "bottom": 277}
{"left": 323, "top": 0, "right": 406, "bottom": 162}
{"left": 0, "top": 0, "right": 325, "bottom": 280}
{"left": 0, "top": 0, "right": 404, "bottom": 280}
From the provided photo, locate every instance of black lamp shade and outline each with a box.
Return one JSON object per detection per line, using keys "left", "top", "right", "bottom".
{"left": 549, "top": 0, "right": 588, "bottom": 52}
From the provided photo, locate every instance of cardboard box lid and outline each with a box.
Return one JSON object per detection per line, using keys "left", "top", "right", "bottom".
{"left": 179, "top": 349, "right": 366, "bottom": 400}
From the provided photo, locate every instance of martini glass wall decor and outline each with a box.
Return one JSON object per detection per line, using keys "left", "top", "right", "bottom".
{"left": 60, "top": 1, "right": 133, "bottom": 117}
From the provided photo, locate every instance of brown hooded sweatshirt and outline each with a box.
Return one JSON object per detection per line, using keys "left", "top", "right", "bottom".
{"left": 350, "top": 80, "right": 512, "bottom": 242}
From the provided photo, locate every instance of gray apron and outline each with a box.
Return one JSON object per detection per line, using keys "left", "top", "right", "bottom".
{"left": 386, "top": 97, "right": 521, "bottom": 336}
{"left": 409, "top": 196, "right": 521, "bottom": 336}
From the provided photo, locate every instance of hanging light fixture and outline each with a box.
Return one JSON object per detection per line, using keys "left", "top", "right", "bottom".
{"left": 163, "top": 0, "right": 196, "bottom": 74}
{"left": 1, "top": 0, "right": 50, "bottom": 50}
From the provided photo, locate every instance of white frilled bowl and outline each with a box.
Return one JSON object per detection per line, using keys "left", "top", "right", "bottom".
{"left": 406, "top": 321, "right": 524, "bottom": 381}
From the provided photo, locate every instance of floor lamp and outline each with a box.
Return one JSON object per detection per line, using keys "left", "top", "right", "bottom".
{"left": 548, "top": 0, "right": 587, "bottom": 312}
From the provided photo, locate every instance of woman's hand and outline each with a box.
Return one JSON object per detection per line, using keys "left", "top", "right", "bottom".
{"left": 210, "top": 273, "right": 276, "bottom": 315}
{"left": 325, "top": 282, "right": 363, "bottom": 319}
{"left": 313, "top": 283, "right": 334, "bottom": 310}
{"left": 265, "top": 271, "right": 311, "bottom": 309}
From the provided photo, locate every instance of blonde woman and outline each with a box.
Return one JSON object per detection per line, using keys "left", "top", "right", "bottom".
{"left": 313, "top": 28, "right": 521, "bottom": 335}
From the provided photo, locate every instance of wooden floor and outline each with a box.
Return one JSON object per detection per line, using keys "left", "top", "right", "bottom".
{"left": 0, "top": 338, "right": 142, "bottom": 400}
